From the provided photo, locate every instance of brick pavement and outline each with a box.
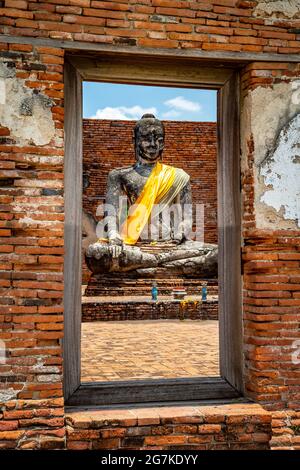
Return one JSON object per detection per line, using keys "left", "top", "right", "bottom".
{"left": 81, "top": 320, "right": 219, "bottom": 382}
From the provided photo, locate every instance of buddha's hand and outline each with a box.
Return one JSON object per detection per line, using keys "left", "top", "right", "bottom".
{"left": 109, "top": 235, "right": 124, "bottom": 258}
{"left": 86, "top": 242, "right": 107, "bottom": 260}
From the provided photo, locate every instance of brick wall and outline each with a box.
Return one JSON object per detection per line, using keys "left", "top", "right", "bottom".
{"left": 81, "top": 298, "right": 218, "bottom": 322}
{"left": 66, "top": 403, "right": 272, "bottom": 450}
{"left": 1, "top": 1, "right": 299, "bottom": 55}
{"left": 1, "top": 0, "right": 300, "bottom": 452}
{"left": 0, "top": 44, "right": 65, "bottom": 449}
{"left": 241, "top": 62, "right": 300, "bottom": 449}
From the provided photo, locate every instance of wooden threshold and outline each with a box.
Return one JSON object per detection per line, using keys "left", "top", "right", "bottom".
{"left": 66, "top": 377, "right": 240, "bottom": 406}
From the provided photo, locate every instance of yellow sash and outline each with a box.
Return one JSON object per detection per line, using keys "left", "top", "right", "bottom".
{"left": 120, "top": 162, "right": 176, "bottom": 245}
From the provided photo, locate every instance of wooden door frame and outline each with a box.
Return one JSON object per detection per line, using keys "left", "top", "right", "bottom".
{"left": 63, "top": 51, "right": 243, "bottom": 405}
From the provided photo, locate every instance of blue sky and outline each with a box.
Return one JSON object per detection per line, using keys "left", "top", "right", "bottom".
{"left": 83, "top": 82, "right": 217, "bottom": 122}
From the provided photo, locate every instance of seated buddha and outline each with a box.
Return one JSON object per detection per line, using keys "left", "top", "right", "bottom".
{"left": 86, "top": 114, "right": 217, "bottom": 278}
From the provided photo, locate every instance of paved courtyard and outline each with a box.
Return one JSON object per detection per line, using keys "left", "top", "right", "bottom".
{"left": 81, "top": 320, "right": 219, "bottom": 382}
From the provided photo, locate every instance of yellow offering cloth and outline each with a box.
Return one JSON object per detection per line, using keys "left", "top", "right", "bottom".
{"left": 121, "top": 162, "right": 189, "bottom": 245}
{"left": 98, "top": 162, "right": 190, "bottom": 246}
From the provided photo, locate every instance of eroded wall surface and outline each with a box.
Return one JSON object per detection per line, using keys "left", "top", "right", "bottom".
{"left": 254, "top": 0, "right": 300, "bottom": 20}
{"left": 241, "top": 69, "right": 300, "bottom": 229}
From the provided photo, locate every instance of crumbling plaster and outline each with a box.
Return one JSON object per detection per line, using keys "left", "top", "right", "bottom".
{"left": 241, "top": 80, "right": 300, "bottom": 229}
{"left": 0, "top": 61, "right": 56, "bottom": 146}
{"left": 254, "top": 0, "right": 300, "bottom": 19}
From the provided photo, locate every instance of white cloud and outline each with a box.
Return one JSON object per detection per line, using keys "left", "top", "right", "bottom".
{"left": 161, "top": 110, "right": 181, "bottom": 119}
{"left": 90, "top": 105, "right": 157, "bottom": 120}
{"left": 164, "top": 96, "right": 201, "bottom": 113}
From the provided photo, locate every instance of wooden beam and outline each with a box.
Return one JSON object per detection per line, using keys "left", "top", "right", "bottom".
{"left": 1, "top": 35, "right": 300, "bottom": 63}
{"left": 67, "top": 55, "right": 232, "bottom": 88}
{"left": 63, "top": 60, "right": 83, "bottom": 401}
{"left": 218, "top": 72, "right": 244, "bottom": 393}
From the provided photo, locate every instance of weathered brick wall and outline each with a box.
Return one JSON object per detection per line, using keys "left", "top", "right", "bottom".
{"left": 82, "top": 119, "right": 217, "bottom": 283}
{"left": 241, "top": 62, "right": 300, "bottom": 449}
{"left": 1, "top": 1, "right": 299, "bottom": 55}
{"left": 81, "top": 298, "right": 218, "bottom": 321}
{"left": 0, "top": 43, "right": 65, "bottom": 449}
{"left": 66, "top": 403, "right": 272, "bottom": 450}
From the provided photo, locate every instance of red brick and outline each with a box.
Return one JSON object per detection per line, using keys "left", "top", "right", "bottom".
{"left": 202, "top": 42, "right": 242, "bottom": 51}
{"left": 165, "top": 23, "right": 192, "bottom": 32}
{"left": 234, "top": 27, "right": 257, "bottom": 36}
{"left": 35, "top": 46, "right": 64, "bottom": 56}
{"left": 156, "top": 7, "right": 196, "bottom": 18}
{"left": 0, "top": 7, "right": 33, "bottom": 18}
{"left": 5, "top": 0, "right": 28, "bottom": 8}
{"left": 55, "top": 6, "right": 82, "bottom": 14}
{"left": 195, "top": 25, "right": 233, "bottom": 35}
{"left": 260, "top": 31, "right": 295, "bottom": 41}
{"left": 28, "top": 3, "right": 56, "bottom": 13}
{"left": 168, "top": 32, "right": 206, "bottom": 41}
{"left": 83, "top": 8, "right": 125, "bottom": 19}
{"left": 187, "top": 435, "right": 212, "bottom": 443}
{"left": 198, "top": 424, "right": 222, "bottom": 433}
{"left": 0, "top": 431, "right": 25, "bottom": 440}
{"left": 230, "top": 36, "right": 267, "bottom": 45}
{"left": 213, "top": 5, "right": 252, "bottom": 16}
{"left": 106, "top": 19, "right": 129, "bottom": 27}
{"left": 9, "top": 43, "right": 33, "bottom": 52}
{"left": 107, "top": 28, "right": 146, "bottom": 38}
{"left": 67, "top": 441, "right": 90, "bottom": 449}
{"left": 0, "top": 421, "right": 19, "bottom": 431}
{"left": 138, "top": 38, "right": 179, "bottom": 48}
{"left": 90, "top": 1, "right": 129, "bottom": 10}
{"left": 134, "top": 21, "right": 164, "bottom": 31}
{"left": 144, "top": 435, "right": 186, "bottom": 445}
{"left": 63, "top": 14, "right": 105, "bottom": 26}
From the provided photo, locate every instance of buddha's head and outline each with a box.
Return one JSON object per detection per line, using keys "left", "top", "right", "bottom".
{"left": 134, "top": 114, "right": 165, "bottom": 163}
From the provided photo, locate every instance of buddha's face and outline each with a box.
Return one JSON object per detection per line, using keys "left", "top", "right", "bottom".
{"left": 136, "top": 123, "right": 164, "bottom": 162}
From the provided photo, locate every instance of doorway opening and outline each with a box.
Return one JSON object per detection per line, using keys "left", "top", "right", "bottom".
{"left": 81, "top": 82, "right": 219, "bottom": 384}
{"left": 64, "top": 53, "right": 242, "bottom": 406}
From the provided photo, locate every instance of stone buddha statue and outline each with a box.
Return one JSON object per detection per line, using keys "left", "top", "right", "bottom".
{"left": 86, "top": 114, "right": 217, "bottom": 278}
